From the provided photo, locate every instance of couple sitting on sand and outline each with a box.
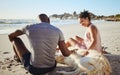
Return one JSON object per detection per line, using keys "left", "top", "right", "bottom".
{"left": 8, "top": 11, "right": 106, "bottom": 75}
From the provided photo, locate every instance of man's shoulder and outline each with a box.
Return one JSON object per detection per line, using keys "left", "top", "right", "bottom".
{"left": 48, "top": 24, "right": 61, "bottom": 31}
{"left": 30, "top": 22, "right": 61, "bottom": 31}
{"left": 28, "top": 23, "right": 42, "bottom": 27}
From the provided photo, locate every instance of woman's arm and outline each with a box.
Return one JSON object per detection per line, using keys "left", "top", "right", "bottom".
{"left": 87, "top": 25, "right": 97, "bottom": 50}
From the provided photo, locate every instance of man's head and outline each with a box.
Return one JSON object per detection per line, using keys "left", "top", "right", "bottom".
{"left": 39, "top": 14, "right": 50, "bottom": 23}
{"left": 78, "top": 11, "right": 91, "bottom": 27}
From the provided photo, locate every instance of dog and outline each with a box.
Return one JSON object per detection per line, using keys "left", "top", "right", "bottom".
{"left": 56, "top": 49, "right": 112, "bottom": 75}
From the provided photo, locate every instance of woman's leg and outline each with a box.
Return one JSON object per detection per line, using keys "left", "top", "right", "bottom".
{"left": 75, "top": 36, "right": 83, "bottom": 43}
{"left": 66, "top": 38, "right": 82, "bottom": 48}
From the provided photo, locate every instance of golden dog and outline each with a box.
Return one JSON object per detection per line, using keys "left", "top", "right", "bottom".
{"left": 56, "top": 49, "right": 112, "bottom": 75}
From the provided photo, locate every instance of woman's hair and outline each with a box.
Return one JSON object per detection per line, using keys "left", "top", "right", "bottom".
{"left": 79, "top": 10, "right": 91, "bottom": 21}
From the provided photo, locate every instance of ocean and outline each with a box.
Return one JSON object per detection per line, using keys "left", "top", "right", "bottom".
{"left": 0, "top": 19, "right": 105, "bottom": 34}
{"left": 0, "top": 19, "right": 79, "bottom": 34}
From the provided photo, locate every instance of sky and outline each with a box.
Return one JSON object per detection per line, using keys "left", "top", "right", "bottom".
{"left": 0, "top": 0, "right": 120, "bottom": 19}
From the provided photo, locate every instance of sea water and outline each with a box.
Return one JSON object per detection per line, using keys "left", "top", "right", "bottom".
{"left": 0, "top": 19, "right": 78, "bottom": 34}
{"left": 0, "top": 19, "right": 104, "bottom": 34}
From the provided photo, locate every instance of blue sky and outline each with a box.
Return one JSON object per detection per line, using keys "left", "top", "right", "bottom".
{"left": 0, "top": 0, "right": 120, "bottom": 19}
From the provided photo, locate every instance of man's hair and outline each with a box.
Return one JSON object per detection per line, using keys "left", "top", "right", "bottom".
{"left": 79, "top": 10, "right": 91, "bottom": 21}
{"left": 39, "top": 14, "right": 49, "bottom": 22}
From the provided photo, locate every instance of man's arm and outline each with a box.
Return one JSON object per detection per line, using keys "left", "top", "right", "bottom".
{"left": 8, "top": 30, "right": 24, "bottom": 42}
{"left": 58, "top": 40, "right": 72, "bottom": 56}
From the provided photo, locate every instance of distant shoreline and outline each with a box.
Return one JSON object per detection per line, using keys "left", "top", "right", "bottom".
{"left": 105, "top": 18, "right": 120, "bottom": 21}
{"left": 0, "top": 18, "right": 120, "bottom": 25}
{"left": 0, "top": 20, "right": 120, "bottom": 35}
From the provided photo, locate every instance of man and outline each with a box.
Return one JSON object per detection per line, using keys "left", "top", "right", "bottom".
{"left": 8, "top": 14, "right": 72, "bottom": 75}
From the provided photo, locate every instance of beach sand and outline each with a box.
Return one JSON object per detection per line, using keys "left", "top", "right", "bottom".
{"left": 0, "top": 21, "right": 120, "bottom": 75}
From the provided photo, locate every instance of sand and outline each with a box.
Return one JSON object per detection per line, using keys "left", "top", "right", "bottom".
{"left": 0, "top": 21, "right": 120, "bottom": 75}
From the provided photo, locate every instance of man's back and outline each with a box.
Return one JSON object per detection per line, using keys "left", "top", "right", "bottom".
{"left": 23, "top": 22, "right": 64, "bottom": 68}
{"left": 8, "top": 13, "right": 71, "bottom": 75}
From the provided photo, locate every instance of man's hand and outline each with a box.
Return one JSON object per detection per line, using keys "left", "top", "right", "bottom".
{"left": 8, "top": 34, "right": 16, "bottom": 42}
{"left": 8, "top": 30, "right": 24, "bottom": 42}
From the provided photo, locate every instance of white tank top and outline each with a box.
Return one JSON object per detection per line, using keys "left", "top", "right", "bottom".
{"left": 84, "top": 24, "right": 102, "bottom": 52}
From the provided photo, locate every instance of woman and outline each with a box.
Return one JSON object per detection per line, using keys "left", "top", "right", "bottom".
{"left": 66, "top": 11, "right": 103, "bottom": 53}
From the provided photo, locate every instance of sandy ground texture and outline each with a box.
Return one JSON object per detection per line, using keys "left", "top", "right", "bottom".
{"left": 0, "top": 21, "right": 120, "bottom": 75}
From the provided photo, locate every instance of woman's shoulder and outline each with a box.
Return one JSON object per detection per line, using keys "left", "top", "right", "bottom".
{"left": 88, "top": 24, "right": 98, "bottom": 33}
{"left": 89, "top": 24, "right": 97, "bottom": 30}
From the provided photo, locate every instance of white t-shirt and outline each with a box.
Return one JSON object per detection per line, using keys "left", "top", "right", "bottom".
{"left": 22, "top": 22, "right": 64, "bottom": 68}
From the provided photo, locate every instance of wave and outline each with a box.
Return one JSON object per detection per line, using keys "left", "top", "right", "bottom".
{"left": 0, "top": 19, "right": 103, "bottom": 34}
{"left": 0, "top": 19, "right": 38, "bottom": 24}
